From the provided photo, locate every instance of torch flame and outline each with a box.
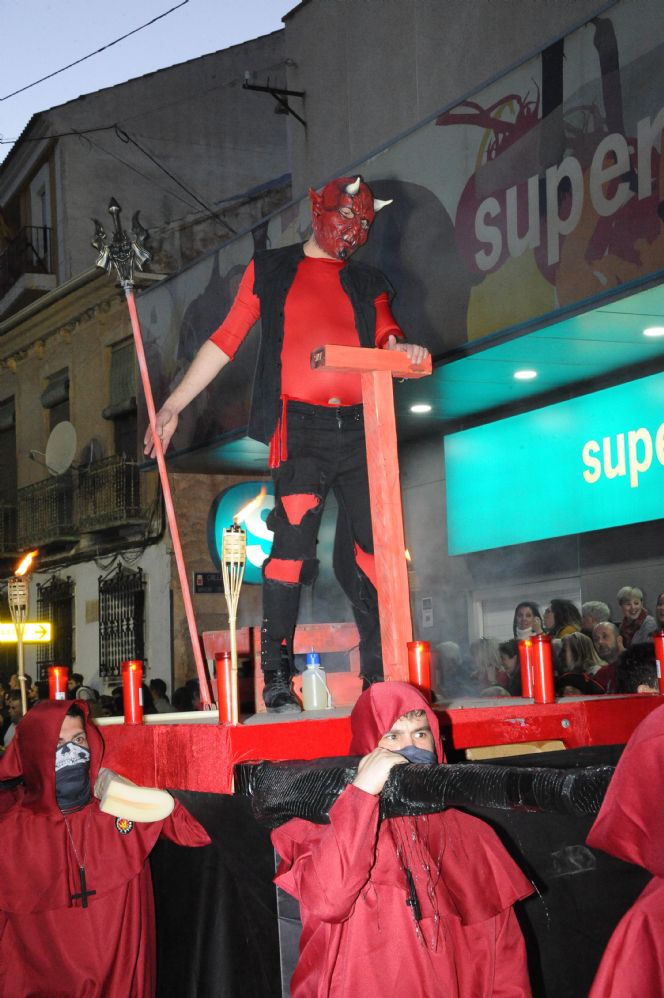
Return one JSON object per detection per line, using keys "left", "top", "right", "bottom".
{"left": 404, "top": 549, "right": 412, "bottom": 562}
{"left": 234, "top": 487, "right": 267, "bottom": 525}
{"left": 15, "top": 550, "right": 38, "bottom": 576}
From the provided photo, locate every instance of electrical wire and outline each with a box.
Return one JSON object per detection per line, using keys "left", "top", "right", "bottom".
{"left": 1, "top": 1, "right": 190, "bottom": 102}
{"left": 114, "top": 126, "right": 237, "bottom": 234}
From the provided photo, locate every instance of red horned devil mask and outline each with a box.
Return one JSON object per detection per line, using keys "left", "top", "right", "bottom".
{"left": 308, "top": 176, "right": 392, "bottom": 260}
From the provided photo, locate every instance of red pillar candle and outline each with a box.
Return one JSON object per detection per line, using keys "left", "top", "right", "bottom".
{"left": 654, "top": 631, "right": 664, "bottom": 694}
{"left": 121, "top": 659, "right": 144, "bottom": 724}
{"left": 215, "top": 652, "right": 235, "bottom": 725}
{"left": 407, "top": 641, "right": 432, "bottom": 701}
{"left": 48, "top": 665, "right": 69, "bottom": 701}
{"left": 518, "top": 639, "right": 535, "bottom": 698}
{"left": 531, "top": 633, "right": 556, "bottom": 704}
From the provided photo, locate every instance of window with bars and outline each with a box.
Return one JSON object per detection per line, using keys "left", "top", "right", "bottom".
{"left": 36, "top": 575, "right": 75, "bottom": 679}
{"left": 98, "top": 563, "right": 146, "bottom": 680}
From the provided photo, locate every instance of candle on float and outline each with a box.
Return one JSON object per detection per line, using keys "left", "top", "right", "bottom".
{"left": 48, "top": 665, "right": 69, "bottom": 701}
{"left": 654, "top": 631, "right": 664, "bottom": 695}
{"left": 121, "top": 660, "right": 144, "bottom": 724}
{"left": 215, "top": 652, "right": 234, "bottom": 724}
{"left": 518, "top": 639, "right": 535, "bottom": 698}
{"left": 407, "top": 640, "right": 432, "bottom": 701}
{"left": 530, "top": 633, "right": 556, "bottom": 704}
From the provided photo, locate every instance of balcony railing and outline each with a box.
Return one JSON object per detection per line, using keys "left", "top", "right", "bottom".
{"left": 0, "top": 225, "right": 53, "bottom": 299}
{"left": 17, "top": 473, "right": 77, "bottom": 548}
{"left": 78, "top": 455, "right": 150, "bottom": 531}
{"left": 0, "top": 503, "right": 17, "bottom": 555}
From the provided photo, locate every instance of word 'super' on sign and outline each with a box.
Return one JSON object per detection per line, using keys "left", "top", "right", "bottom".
{"left": 0, "top": 621, "right": 52, "bottom": 643}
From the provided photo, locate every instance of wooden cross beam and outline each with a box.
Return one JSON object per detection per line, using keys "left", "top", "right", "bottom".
{"left": 311, "top": 344, "right": 432, "bottom": 681}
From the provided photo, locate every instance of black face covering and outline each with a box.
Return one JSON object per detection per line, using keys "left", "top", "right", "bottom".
{"left": 55, "top": 741, "right": 91, "bottom": 813}
{"left": 396, "top": 745, "right": 437, "bottom": 765}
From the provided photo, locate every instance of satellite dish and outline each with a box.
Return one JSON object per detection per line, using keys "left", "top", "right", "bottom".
{"left": 79, "top": 437, "right": 105, "bottom": 469}
{"left": 44, "top": 421, "right": 77, "bottom": 476}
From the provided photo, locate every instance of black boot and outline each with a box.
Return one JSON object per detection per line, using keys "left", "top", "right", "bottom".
{"left": 263, "top": 668, "right": 301, "bottom": 712}
{"left": 261, "top": 580, "right": 302, "bottom": 712}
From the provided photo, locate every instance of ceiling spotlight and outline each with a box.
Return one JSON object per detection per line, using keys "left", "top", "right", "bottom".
{"left": 410, "top": 403, "right": 432, "bottom": 414}
{"left": 513, "top": 369, "right": 537, "bottom": 381}
{"left": 643, "top": 326, "right": 664, "bottom": 337}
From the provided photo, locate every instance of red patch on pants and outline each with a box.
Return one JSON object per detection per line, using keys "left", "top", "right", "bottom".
{"left": 281, "top": 494, "right": 320, "bottom": 526}
{"left": 264, "top": 558, "right": 303, "bottom": 583}
{"left": 354, "top": 543, "right": 377, "bottom": 589}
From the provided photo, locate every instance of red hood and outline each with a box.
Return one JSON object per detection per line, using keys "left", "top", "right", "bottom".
{"left": 0, "top": 700, "right": 103, "bottom": 814}
{"left": 587, "top": 702, "right": 664, "bottom": 875}
{"left": 349, "top": 682, "right": 445, "bottom": 762}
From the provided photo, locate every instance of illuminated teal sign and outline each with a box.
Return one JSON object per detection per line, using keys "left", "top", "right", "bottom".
{"left": 445, "top": 372, "right": 664, "bottom": 554}
{"left": 208, "top": 482, "right": 274, "bottom": 584}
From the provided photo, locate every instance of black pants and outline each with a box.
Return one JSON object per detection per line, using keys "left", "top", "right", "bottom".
{"left": 261, "top": 402, "right": 382, "bottom": 683}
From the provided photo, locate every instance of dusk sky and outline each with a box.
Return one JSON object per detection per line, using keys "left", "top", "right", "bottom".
{"left": 1, "top": 0, "right": 292, "bottom": 163}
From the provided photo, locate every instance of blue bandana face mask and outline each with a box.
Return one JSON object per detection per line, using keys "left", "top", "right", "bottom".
{"left": 396, "top": 745, "right": 437, "bottom": 765}
{"left": 55, "top": 741, "right": 91, "bottom": 812}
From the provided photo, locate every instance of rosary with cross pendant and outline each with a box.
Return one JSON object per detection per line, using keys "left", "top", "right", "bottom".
{"left": 64, "top": 815, "right": 96, "bottom": 908}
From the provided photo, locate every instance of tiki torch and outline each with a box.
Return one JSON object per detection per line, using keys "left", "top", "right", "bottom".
{"left": 220, "top": 488, "right": 266, "bottom": 724}
{"left": 92, "top": 200, "right": 213, "bottom": 709}
{"left": 8, "top": 550, "right": 38, "bottom": 716}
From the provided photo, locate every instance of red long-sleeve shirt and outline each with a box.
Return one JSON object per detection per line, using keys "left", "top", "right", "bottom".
{"left": 209, "top": 257, "right": 402, "bottom": 407}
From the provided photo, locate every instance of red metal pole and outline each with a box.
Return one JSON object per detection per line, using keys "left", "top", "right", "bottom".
{"left": 124, "top": 288, "right": 213, "bottom": 708}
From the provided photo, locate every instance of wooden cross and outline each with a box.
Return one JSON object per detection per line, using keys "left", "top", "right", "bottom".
{"left": 71, "top": 866, "right": 96, "bottom": 908}
{"left": 311, "top": 344, "right": 431, "bottom": 681}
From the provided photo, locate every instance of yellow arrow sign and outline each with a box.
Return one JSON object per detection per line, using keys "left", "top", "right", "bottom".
{"left": 0, "top": 621, "right": 52, "bottom": 643}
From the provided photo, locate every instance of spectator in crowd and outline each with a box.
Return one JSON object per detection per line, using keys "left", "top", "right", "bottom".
{"left": 655, "top": 592, "right": 664, "bottom": 631}
{"left": 617, "top": 586, "right": 656, "bottom": 648}
{"left": 513, "top": 601, "right": 543, "bottom": 640}
{"left": 548, "top": 599, "right": 582, "bottom": 638}
{"left": 561, "top": 632, "right": 607, "bottom": 676}
{"left": 0, "top": 699, "right": 210, "bottom": 995}
{"left": 469, "top": 638, "right": 504, "bottom": 693}
{"left": 592, "top": 622, "right": 624, "bottom": 692}
{"left": 498, "top": 639, "right": 521, "bottom": 695}
{"left": 586, "top": 703, "right": 664, "bottom": 995}
{"left": 185, "top": 678, "right": 201, "bottom": 711}
{"left": 98, "top": 695, "right": 116, "bottom": 717}
{"left": 542, "top": 604, "right": 555, "bottom": 634}
{"left": 33, "top": 681, "right": 50, "bottom": 702}
{"left": 172, "top": 686, "right": 194, "bottom": 712}
{"left": 581, "top": 601, "right": 611, "bottom": 636}
{"left": 616, "top": 642, "right": 659, "bottom": 694}
{"left": 68, "top": 672, "right": 84, "bottom": 693}
{"left": 433, "top": 642, "right": 474, "bottom": 700}
{"left": 2, "top": 690, "right": 26, "bottom": 748}
{"left": 272, "top": 681, "right": 534, "bottom": 996}
{"left": 149, "top": 678, "right": 172, "bottom": 713}
{"left": 555, "top": 672, "right": 606, "bottom": 697}
{"left": 141, "top": 684, "right": 157, "bottom": 716}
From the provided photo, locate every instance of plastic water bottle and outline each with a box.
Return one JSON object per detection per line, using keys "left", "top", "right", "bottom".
{"left": 302, "top": 651, "right": 332, "bottom": 710}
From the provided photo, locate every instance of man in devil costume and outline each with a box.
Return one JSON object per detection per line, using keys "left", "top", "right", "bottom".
{"left": 272, "top": 682, "right": 534, "bottom": 995}
{"left": 0, "top": 700, "right": 210, "bottom": 997}
{"left": 145, "top": 177, "right": 429, "bottom": 711}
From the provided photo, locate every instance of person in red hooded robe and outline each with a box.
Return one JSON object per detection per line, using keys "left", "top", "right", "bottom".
{"left": 272, "top": 681, "right": 534, "bottom": 997}
{"left": 586, "top": 702, "right": 664, "bottom": 996}
{"left": 0, "top": 699, "right": 210, "bottom": 998}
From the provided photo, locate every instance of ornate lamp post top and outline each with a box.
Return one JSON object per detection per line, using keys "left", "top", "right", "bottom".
{"left": 92, "top": 197, "right": 150, "bottom": 291}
